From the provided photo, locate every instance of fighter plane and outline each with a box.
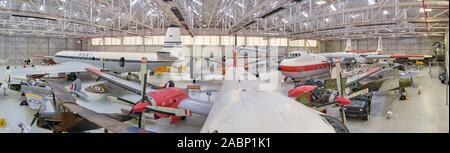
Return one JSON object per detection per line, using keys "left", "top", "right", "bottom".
{"left": 4, "top": 25, "right": 185, "bottom": 81}
{"left": 31, "top": 80, "right": 150, "bottom": 133}
{"left": 89, "top": 57, "right": 212, "bottom": 125}
{"left": 347, "top": 67, "right": 415, "bottom": 100}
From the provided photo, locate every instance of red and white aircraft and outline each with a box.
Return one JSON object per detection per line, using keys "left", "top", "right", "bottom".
{"left": 278, "top": 37, "right": 432, "bottom": 80}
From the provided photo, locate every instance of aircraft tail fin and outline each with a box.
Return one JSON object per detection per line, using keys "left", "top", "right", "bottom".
{"left": 344, "top": 39, "right": 352, "bottom": 52}
{"left": 163, "top": 25, "right": 182, "bottom": 48}
{"left": 157, "top": 25, "right": 184, "bottom": 60}
{"left": 69, "top": 79, "right": 82, "bottom": 92}
{"left": 376, "top": 37, "right": 383, "bottom": 54}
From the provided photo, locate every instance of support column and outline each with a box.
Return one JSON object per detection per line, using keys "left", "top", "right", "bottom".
{"left": 47, "top": 38, "right": 50, "bottom": 56}
{"left": 266, "top": 37, "right": 270, "bottom": 72}
{"left": 445, "top": 31, "right": 449, "bottom": 106}
{"left": 102, "top": 37, "right": 105, "bottom": 52}
{"left": 120, "top": 37, "right": 124, "bottom": 52}
{"left": 190, "top": 37, "right": 195, "bottom": 83}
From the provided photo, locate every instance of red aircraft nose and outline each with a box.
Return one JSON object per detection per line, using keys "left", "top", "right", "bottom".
{"left": 335, "top": 96, "right": 351, "bottom": 106}
{"left": 132, "top": 102, "right": 149, "bottom": 113}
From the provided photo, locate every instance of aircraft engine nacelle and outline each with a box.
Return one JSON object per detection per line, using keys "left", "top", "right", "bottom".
{"left": 119, "top": 57, "right": 125, "bottom": 68}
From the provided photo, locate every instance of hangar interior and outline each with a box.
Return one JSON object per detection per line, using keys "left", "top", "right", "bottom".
{"left": 0, "top": 0, "right": 449, "bottom": 133}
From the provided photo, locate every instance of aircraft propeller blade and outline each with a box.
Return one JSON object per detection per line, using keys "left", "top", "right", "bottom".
{"left": 30, "top": 104, "right": 43, "bottom": 126}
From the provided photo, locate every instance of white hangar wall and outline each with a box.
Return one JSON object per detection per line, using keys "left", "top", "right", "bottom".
{"left": 321, "top": 37, "right": 444, "bottom": 54}
{"left": 0, "top": 35, "right": 83, "bottom": 65}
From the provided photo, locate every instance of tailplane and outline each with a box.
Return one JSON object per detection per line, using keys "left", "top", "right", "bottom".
{"left": 344, "top": 39, "right": 352, "bottom": 52}
{"left": 375, "top": 37, "right": 383, "bottom": 54}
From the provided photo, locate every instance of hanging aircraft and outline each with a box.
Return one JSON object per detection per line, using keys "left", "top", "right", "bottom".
{"left": 4, "top": 25, "right": 185, "bottom": 81}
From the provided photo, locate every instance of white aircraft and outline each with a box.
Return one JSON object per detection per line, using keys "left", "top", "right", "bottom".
{"left": 4, "top": 25, "right": 185, "bottom": 81}
{"left": 278, "top": 37, "right": 432, "bottom": 80}
{"left": 200, "top": 77, "right": 348, "bottom": 133}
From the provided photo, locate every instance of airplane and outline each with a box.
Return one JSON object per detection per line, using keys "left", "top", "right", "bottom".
{"left": 346, "top": 67, "right": 415, "bottom": 100}
{"left": 90, "top": 57, "right": 212, "bottom": 125}
{"left": 199, "top": 70, "right": 349, "bottom": 133}
{"left": 287, "top": 85, "right": 351, "bottom": 113}
{"left": 4, "top": 25, "right": 185, "bottom": 81}
{"left": 94, "top": 56, "right": 349, "bottom": 132}
{"left": 31, "top": 80, "right": 150, "bottom": 133}
{"left": 278, "top": 39, "right": 432, "bottom": 81}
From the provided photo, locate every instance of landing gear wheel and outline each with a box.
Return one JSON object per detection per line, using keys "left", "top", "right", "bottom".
{"left": 149, "top": 71, "right": 154, "bottom": 76}
{"left": 399, "top": 95, "right": 407, "bottom": 101}
{"left": 400, "top": 88, "right": 406, "bottom": 93}
{"left": 67, "top": 72, "right": 77, "bottom": 81}
{"left": 167, "top": 80, "right": 175, "bottom": 88}
{"left": 315, "top": 81, "right": 323, "bottom": 87}
{"left": 362, "top": 106, "right": 371, "bottom": 121}
{"left": 181, "top": 116, "right": 186, "bottom": 120}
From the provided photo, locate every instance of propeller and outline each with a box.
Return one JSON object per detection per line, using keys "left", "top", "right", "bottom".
{"left": 137, "top": 57, "right": 148, "bottom": 128}
{"left": 30, "top": 104, "right": 43, "bottom": 126}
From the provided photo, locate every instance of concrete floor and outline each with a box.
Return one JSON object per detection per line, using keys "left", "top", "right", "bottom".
{"left": 0, "top": 66, "right": 448, "bottom": 133}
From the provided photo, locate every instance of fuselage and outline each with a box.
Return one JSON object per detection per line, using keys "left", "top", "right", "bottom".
{"left": 54, "top": 51, "right": 177, "bottom": 72}
{"left": 200, "top": 79, "right": 343, "bottom": 133}
{"left": 279, "top": 51, "right": 332, "bottom": 79}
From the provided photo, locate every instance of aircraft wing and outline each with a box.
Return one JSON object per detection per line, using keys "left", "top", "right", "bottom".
{"left": 85, "top": 67, "right": 156, "bottom": 95}
{"left": 364, "top": 54, "right": 433, "bottom": 60}
{"left": 378, "top": 77, "right": 400, "bottom": 93}
{"left": 46, "top": 81, "right": 151, "bottom": 133}
{"left": 62, "top": 103, "right": 151, "bottom": 133}
{"left": 8, "top": 61, "right": 94, "bottom": 76}
{"left": 20, "top": 86, "right": 52, "bottom": 109}
{"left": 346, "top": 67, "right": 382, "bottom": 86}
